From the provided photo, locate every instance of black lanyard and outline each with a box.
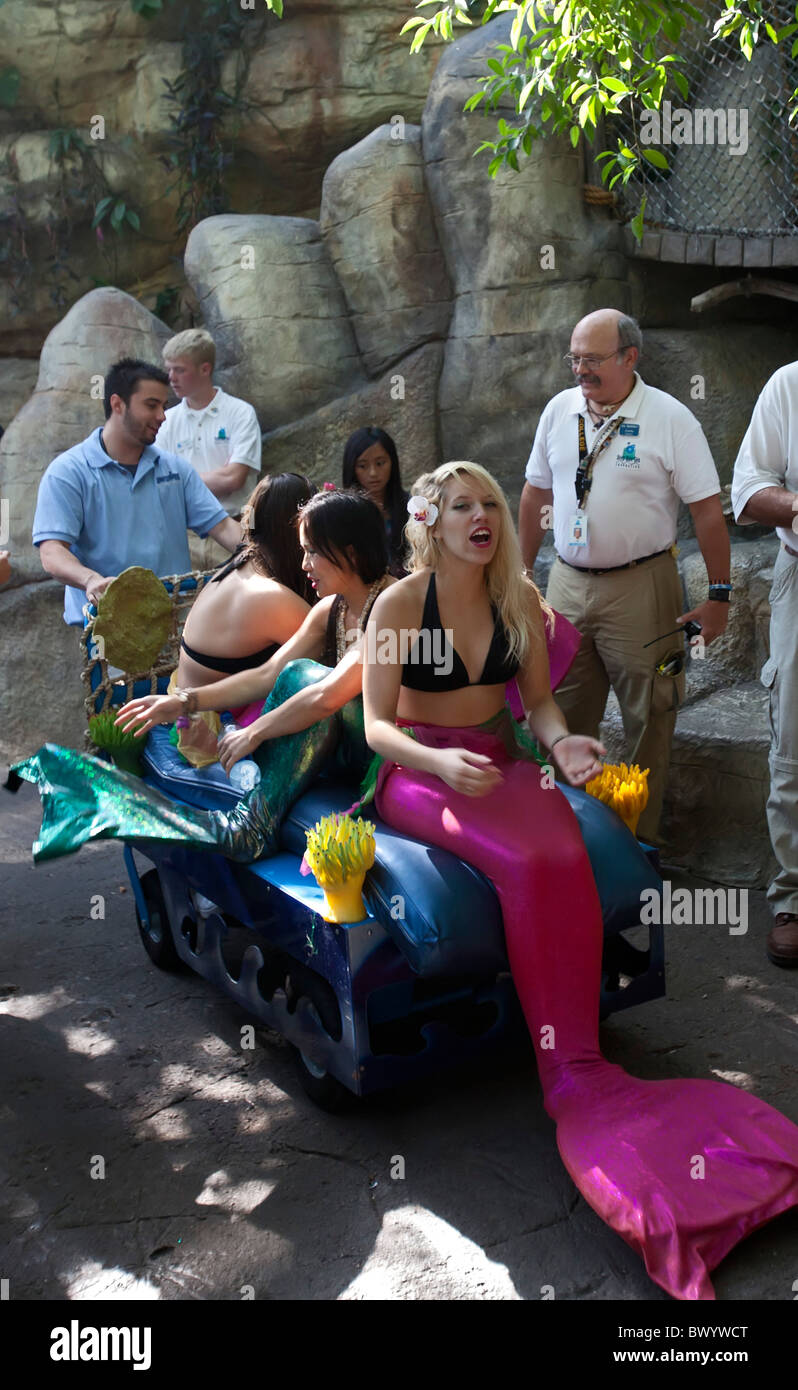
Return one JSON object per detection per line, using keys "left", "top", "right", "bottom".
{"left": 575, "top": 414, "right": 625, "bottom": 510}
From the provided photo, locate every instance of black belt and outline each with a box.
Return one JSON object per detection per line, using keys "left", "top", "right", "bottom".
{"left": 556, "top": 546, "right": 672, "bottom": 577}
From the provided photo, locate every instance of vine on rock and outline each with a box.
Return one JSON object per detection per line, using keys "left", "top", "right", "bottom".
{"left": 158, "top": 0, "right": 269, "bottom": 232}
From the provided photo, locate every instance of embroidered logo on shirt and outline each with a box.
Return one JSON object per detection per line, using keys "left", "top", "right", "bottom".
{"left": 615, "top": 443, "right": 640, "bottom": 469}
{"left": 216, "top": 428, "right": 227, "bottom": 440}
{"left": 156, "top": 471, "right": 181, "bottom": 484}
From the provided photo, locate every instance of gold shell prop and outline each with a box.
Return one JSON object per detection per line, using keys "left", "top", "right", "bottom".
{"left": 92, "top": 567, "right": 173, "bottom": 673}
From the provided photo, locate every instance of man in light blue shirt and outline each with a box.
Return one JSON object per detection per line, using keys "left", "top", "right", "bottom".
{"left": 33, "top": 358, "right": 242, "bottom": 624}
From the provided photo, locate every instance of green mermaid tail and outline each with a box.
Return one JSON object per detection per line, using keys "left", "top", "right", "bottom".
{"left": 15, "top": 660, "right": 369, "bottom": 864}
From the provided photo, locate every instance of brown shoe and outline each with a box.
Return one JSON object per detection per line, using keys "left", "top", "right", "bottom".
{"left": 767, "top": 913, "right": 798, "bottom": 967}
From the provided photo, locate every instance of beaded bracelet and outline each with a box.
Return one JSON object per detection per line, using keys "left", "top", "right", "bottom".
{"left": 173, "top": 686, "right": 198, "bottom": 714}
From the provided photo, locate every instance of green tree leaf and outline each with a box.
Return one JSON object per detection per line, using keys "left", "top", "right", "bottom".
{"left": 642, "top": 148, "right": 669, "bottom": 170}
{"left": 630, "top": 196, "right": 647, "bottom": 243}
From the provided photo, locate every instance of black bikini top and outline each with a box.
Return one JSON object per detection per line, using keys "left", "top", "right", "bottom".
{"left": 180, "top": 635, "right": 279, "bottom": 675}
{"left": 401, "top": 573, "right": 519, "bottom": 692}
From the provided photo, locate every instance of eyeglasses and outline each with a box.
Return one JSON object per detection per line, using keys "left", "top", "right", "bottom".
{"left": 563, "top": 349, "right": 626, "bottom": 370}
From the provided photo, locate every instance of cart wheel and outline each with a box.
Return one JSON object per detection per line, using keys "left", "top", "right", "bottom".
{"left": 291, "top": 1004, "right": 351, "bottom": 1112}
{"left": 135, "top": 869, "right": 183, "bottom": 972}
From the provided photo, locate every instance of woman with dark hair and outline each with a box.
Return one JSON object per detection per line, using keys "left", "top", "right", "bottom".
{"left": 342, "top": 427, "right": 409, "bottom": 577}
{"left": 176, "top": 472, "right": 314, "bottom": 693}
{"left": 17, "top": 491, "right": 394, "bottom": 863}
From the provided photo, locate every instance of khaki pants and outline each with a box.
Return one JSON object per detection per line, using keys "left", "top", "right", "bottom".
{"left": 546, "top": 551, "right": 685, "bottom": 843}
{"left": 762, "top": 546, "right": 798, "bottom": 915}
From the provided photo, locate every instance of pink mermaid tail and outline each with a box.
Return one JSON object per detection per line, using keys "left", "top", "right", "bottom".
{"left": 375, "top": 722, "right": 798, "bottom": 1301}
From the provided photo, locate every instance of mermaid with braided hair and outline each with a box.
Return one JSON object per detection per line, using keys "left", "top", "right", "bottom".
{"left": 363, "top": 459, "right": 798, "bottom": 1301}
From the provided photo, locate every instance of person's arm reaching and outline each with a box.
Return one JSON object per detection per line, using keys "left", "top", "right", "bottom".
{"left": 739, "top": 486, "right": 798, "bottom": 528}
{"left": 207, "top": 515, "right": 244, "bottom": 551}
{"left": 38, "top": 539, "right": 113, "bottom": 606}
{"left": 199, "top": 462, "right": 252, "bottom": 499}
{"left": 217, "top": 642, "right": 364, "bottom": 770}
{"left": 115, "top": 601, "right": 329, "bottom": 734}
{"left": 519, "top": 406, "right": 554, "bottom": 571}
{"left": 678, "top": 495, "right": 731, "bottom": 646}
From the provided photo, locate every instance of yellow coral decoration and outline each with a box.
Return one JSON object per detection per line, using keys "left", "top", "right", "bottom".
{"left": 305, "top": 812, "right": 376, "bottom": 923}
{"left": 585, "top": 763, "right": 649, "bottom": 836}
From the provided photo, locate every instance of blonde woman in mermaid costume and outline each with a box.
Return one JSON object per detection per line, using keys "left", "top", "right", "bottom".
{"left": 363, "top": 461, "right": 798, "bottom": 1301}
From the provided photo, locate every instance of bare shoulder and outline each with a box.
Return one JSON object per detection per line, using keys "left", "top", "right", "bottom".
{"left": 248, "top": 575, "right": 308, "bottom": 612}
{"left": 370, "top": 571, "right": 428, "bottom": 625}
{"left": 305, "top": 594, "right": 334, "bottom": 631}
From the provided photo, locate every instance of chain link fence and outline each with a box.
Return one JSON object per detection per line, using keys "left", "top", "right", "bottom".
{"left": 614, "top": 5, "right": 798, "bottom": 238}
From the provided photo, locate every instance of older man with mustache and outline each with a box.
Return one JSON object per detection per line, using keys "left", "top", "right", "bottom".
{"left": 519, "top": 309, "right": 730, "bottom": 843}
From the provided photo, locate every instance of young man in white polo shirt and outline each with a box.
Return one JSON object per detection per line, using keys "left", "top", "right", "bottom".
{"left": 157, "top": 329, "right": 261, "bottom": 505}
{"left": 519, "top": 309, "right": 730, "bottom": 843}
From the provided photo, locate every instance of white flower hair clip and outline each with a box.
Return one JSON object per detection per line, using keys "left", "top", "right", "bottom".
{"left": 407, "top": 494, "right": 439, "bottom": 527}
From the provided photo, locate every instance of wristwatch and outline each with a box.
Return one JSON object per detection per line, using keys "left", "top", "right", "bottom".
{"left": 707, "top": 583, "right": 732, "bottom": 603}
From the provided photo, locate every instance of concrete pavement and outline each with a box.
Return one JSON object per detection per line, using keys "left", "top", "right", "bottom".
{"left": 2, "top": 780, "right": 797, "bottom": 1302}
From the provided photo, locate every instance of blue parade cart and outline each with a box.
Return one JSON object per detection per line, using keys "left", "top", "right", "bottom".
{"left": 83, "top": 579, "right": 665, "bottom": 1111}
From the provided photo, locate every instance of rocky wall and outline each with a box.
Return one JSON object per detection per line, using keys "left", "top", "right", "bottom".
{"left": 0, "top": 0, "right": 442, "bottom": 353}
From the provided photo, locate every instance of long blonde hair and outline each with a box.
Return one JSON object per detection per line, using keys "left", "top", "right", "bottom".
{"left": 405, "top": 461, "right": 552, "bottom": 665}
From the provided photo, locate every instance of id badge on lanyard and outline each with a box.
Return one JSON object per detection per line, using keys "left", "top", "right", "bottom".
{"left": 570, "top": 414, "right": 625, "bottom": 547}
{"left": 568, "top": 509, "right": 588, "bottom": 546}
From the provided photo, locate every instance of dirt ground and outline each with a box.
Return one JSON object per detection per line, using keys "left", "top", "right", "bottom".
{"left": 2, "top": 779, "right": 797, "bottom": 1304}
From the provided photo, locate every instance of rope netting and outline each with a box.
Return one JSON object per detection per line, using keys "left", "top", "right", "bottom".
{"left": 80, "top": 570, "right": 212, "bottom": 745}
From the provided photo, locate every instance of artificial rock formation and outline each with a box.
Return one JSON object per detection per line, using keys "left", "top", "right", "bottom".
{"left": 184, "top": 214, "right": 365, "bottom": 430}
{"left": 643, "top": 329, "right": 798, "bottom": 488}
{"left": 260, "top": 341, "right": 444, "bottom": 485}
{"left": 0, "top": 0, "right": 441, "bottom": 350}
{"left": 0, "top": 360, "right": 38, "bottom": 433}
{"left": 320, "top": 123, "right": 452, "bottom": 377}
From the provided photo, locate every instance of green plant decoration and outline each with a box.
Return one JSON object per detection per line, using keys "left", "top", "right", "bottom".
{"left": 88, "top": 711, "right": 145, "bottom": 777}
